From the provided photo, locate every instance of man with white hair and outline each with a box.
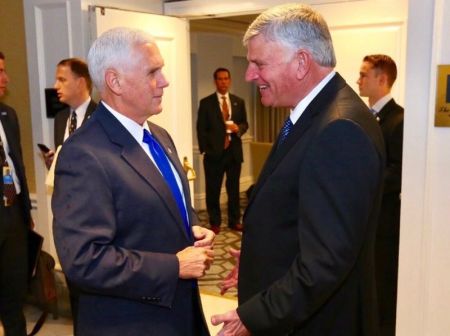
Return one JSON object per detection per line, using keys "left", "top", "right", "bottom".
{"left": 212, "top": 4, "right": 385, "bottom": 335}
{"left": 52, "top": 27, "right": 214, "bottom": 335}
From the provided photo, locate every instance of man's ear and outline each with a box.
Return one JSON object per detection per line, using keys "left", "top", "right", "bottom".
{"left": 294, "top": 49, "right": 311, "bottom": 80}
{"left": 378, "top": 72, "right": 389, "bottom": 87}
{"left": 77, "top": 76, "right": 87, "bottom": 91}
{"left": 105, "top": 68, "right": 122, "bottom": 95}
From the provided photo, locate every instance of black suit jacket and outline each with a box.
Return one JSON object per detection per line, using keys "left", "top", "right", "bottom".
{"left": 237, "top": 73, "right": 385, "bottom": 336}
{"left": 376, "top": 98, "right": 403, "bottom": 196}
{"left": 197, "top": 93, "right": 248, "bottom": 161}
{"left": 0, "top": 103, "right": 31, "bottom": 224}
{"left": 52, "top": 103, "right": 209, "bottom": 336}
{"left": 373, "top": 98, "right": 403, "bottom": 329}
{"left": 54, "top": 100, "right": 97, "bottom": 148}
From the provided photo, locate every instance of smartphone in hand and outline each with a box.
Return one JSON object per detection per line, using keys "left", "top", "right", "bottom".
{"left": 37, "top": 143, "right": 51, "bottom": 154}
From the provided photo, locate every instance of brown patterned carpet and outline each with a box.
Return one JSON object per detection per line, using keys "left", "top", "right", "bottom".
{"left": 197, "top": 193, "right": 247, "bottom": 298}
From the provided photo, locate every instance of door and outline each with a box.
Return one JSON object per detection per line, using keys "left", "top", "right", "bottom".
{"left": 90, "top": 6, "right": 195, "bottom": 190}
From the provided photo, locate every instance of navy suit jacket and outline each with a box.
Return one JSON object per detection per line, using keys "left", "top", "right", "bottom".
{"left": 52, "top": 103, "right": 209, "bottom": 336}
{"left": 53, "top": 99, "right": 97, "bottom": 148}
{"left": 237, "top": 73, "right": 385, "bottom": 336}
{"left": 0, "top": 103, "right": 31, "bottom": 225}
{"left": 197, "top": 93, "right": 248, "bottom": 161}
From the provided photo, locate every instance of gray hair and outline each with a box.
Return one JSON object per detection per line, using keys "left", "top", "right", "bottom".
{"left": 87, "top": 27, "right": 155, "bottom": 92}
{"left": 243, "top": 3, "right": 336, "bottom": 67}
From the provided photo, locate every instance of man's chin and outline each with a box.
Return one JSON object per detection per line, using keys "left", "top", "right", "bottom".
{"left": 149, "top": 107, "right": 163, "bottom": 117}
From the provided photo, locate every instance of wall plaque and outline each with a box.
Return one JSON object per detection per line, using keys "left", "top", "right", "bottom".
{"left": 435, "top": 65, "right": 450, "bottom": 127}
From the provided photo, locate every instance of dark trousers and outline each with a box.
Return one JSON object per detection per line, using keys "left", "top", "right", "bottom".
{"left": 0, "top": 199, "right": 28, "bottom": 336}
{"left": 375, "top": 193, "right": 401, "bottom": 336}
{"left": 67, "top": 278, "right": 80, "bottom": 335}
{"left": 203, "top": 149, "right": 241, "bottom": 227}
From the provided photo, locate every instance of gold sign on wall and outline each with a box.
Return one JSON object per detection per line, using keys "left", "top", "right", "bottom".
{"left": 435, "top": 65, "right": 450, "bottom": 127}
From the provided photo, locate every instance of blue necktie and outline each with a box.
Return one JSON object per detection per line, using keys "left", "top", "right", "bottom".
{"left": 143, "top": 129, "right": 190, "bottom": 236}
{"left": 278, "top": 117, "right": 293, "bottom": 148}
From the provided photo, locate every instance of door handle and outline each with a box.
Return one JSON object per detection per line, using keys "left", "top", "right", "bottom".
{"left": 183, "top": 156, "right": 196, "bottom": 181}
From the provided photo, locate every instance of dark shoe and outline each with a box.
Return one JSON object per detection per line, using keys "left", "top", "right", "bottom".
{"left": 229, "top": 223, "right": 243, "bottom": 232}
{"left": 210, "top": 225, "right": 221, "bottom": 234}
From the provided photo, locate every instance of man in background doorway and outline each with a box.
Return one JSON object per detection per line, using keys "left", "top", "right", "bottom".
{"left": 197, "top": 68, "right": 248, "bottom": 234}
{"left": 0, "top": 51, "right": 33, "bottom": 336}
{"left": 358, "top": 54, "right": 404, "bottom": 336}
{"left": 42, "top": 58, "right": 97, "bottom": 169}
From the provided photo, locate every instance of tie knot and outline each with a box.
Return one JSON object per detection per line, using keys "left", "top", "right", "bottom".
{"left": 143, "top": 129, "right": 152, "bottom": 144}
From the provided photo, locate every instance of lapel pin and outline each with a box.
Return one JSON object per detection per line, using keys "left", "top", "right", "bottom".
{"left": 1, "top": 111, "right": 7, "bottom": 116}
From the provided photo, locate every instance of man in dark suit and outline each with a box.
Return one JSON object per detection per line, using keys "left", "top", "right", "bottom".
{"left": 358, "top": 54, "right": 404, "bottom": 336}
{"left": 0, "top": 51, "right": 33, "bottom": 336}
{"left": 43, "top": 58, "right": 97, "bottom": 334}
{"left": 197, "top": 68, "right": 248, "bottom": 234}
{"left": 212, "top": 4, "right": 385, "bottom": 335}
{"left": 42, "top": 58, "right": 96, "bottom": 168}
{"left": 52, "top": 27, "right": 215, "bottom": 336}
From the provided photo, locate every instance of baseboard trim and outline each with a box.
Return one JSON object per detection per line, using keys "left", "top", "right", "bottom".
{"left": 194, "top": 176, "right": 253, "bottom": 210}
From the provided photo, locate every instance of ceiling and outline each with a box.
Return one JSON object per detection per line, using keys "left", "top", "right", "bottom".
{"left": 189, "top": 14, "right": 257, "bottom": 35}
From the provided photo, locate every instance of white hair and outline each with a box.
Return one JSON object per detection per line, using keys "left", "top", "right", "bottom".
{"left": 243, "top": 3, "right": 336, "bottom": 67}
{"left": 87, "top": 27, "right": 155, "bottom": 92}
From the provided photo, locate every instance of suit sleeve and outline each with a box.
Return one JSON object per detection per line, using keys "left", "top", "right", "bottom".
{"left": 235, "top": 98, "right": 248, "bottom": 137}
{"left": 237, "top": 120, "right": 383, "bottom": 333}
{"left": 52, "top": 143, "right": 179, "bottom": 307}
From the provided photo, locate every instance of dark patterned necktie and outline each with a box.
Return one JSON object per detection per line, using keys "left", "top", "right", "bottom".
{"left": 142, "top": 129, "right": 190, "bottom": 236}
{"left": 68, "top": 110, "right": 77, "bottom": 136}
{"left": 0, "top": 139, "right": 17, "bottom": 207}
{"left": 278, "top": 117, "right": 293, "bottom": 148}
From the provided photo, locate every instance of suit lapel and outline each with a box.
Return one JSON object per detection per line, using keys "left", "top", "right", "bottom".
{"left": 96, "top": 104, "right": 190, "bottom": 239}
{"left": 211, "top": 94, "right": 224, "bottom": 123}
{"left": 82, "top": 100, "right": 97, "bottom": 124}
{"left": 247, "top": 73, "right": 346, "bottom": 208}
{"left": 376, "top": 98, "right": 395, "bottom": 124}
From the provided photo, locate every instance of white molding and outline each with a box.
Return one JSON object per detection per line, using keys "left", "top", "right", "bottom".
{"left": 164, "top": 0, "right": 359, "bottom": 18}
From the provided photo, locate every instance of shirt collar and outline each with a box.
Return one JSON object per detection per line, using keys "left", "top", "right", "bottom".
{"left": 216, "top": 92, "right": 229, "bottom": 100}
{"left": 290, "top": 71, "right": 336, "bottom": 125}
{"left": 72, "top": 97, "right": 91, "bottom": 120}
{"left": 371, "top": 93, "right": 392, "bottom": 113}
{"left": 102, "top": 101, "right": 149, "bottom": 144}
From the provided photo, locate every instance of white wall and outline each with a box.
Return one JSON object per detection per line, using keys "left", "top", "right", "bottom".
{"left": 397, "top": 0, "right": 450, "bottom": 335}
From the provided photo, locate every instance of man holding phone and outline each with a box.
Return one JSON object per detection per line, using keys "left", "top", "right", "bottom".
{"left": 42, "top": 58, "right": 97, "bottom": 335}
{"left": 42, "top": 58, "right": 97, "bottom": 169}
